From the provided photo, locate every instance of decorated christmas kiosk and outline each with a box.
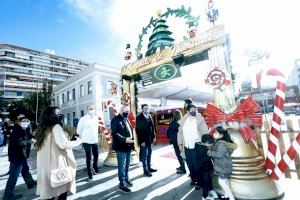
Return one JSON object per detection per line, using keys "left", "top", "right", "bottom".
{"left": 117, "top": 4, "right": 284, "bottom": 200}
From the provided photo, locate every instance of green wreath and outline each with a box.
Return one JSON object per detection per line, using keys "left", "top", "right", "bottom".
{"left": 135, "top": 5, "right": 200, "bottom": 58}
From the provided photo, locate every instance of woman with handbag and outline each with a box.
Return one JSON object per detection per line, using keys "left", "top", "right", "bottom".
{"left": 3, "top": 115, "right": 37, "bottom": 200}
{"left": 36, "top": 107, "right": 82, "bottom": 200}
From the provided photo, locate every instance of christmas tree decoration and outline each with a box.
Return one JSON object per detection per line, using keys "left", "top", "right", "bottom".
{"left": 206, "top": 0, "right": 219, "bottom": 26}
{"left": 124, "top": 44, "right": 132, "bottom": 60}
{"left": 187, "top": 21, "right": 197, "bottom": 39}
{"left": 145, "top": 15, "right": 175, "bottom": 56}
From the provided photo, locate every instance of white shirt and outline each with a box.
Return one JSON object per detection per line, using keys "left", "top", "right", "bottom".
{"left": 124, "top": 119, "right": 133, "bottom": 139}
{"left": 76, "top": 114, "right": 99, "bottom": 144}
{"left": 182, "top": 117, "right": 201, "bottom": 149}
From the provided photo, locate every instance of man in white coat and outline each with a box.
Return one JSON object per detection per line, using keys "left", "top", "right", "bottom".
{"left": 77, "top": 105, "right": 99, "bottom": 181}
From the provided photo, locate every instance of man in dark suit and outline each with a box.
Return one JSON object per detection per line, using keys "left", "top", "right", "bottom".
{"left": 136, "top": 104, "right": 157, "bottom": 177}
{"left": 111, "top": 105, "right": 135, "bottom": 193}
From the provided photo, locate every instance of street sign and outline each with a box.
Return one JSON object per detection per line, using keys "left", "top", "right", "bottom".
{"left": 140, "top": 63, "right": 181, "bottom": 86}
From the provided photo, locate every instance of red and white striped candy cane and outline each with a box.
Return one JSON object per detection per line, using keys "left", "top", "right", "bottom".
{"left": 98, "top": 116, "right": 111, "bottom": 142}
{"left": 256, "top": 68, "right": 286, "bottom": 171}
{"left": 271, "top": 133, "right": 300, "bottom": 180}
{"left": 107, "top": 99, "right": 118, "bottom": 116}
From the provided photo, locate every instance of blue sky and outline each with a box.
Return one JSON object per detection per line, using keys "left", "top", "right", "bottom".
{"left": 0, "top": 0, "right": 118, "bottom": 66}
{"left": 1, "top": 0, "right": 299, "bottom": 87}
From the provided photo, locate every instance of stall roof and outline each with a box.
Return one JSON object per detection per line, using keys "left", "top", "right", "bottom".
{"left": 138, "top": 82, "right": 213, "bottom": 102}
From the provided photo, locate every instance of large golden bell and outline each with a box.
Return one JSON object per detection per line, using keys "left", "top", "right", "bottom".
{"left": 213, "top": 130, "right": 284, "bottom": 200}
{"left": 104, "top": 148, "right": 140, "bottom": 167}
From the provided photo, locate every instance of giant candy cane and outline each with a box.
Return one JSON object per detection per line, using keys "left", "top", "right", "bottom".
{"left": 256, "top": 68, "right": 286, "bottom": 171}
{"left": 271, "top": 133, "right": 300, "bottom": 180}
{"left": 98, "top": 100, "right": 118, "bottom": 143}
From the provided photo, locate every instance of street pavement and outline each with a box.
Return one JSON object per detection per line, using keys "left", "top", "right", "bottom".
{"left": 0, "top": 144, "right": 205, "bottom": 200}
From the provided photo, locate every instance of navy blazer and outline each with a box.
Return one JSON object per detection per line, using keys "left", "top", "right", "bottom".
{"left": 111, "top": 114, "right": 134, "bottom": 152}
{"left": 136, "top": 113, "right": 155, "bottom": 145}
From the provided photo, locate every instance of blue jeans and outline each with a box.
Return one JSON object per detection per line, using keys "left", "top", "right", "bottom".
{"left": 185, "top": 147, "right": 198, "bottom": 182}
{"left": 3, "top": 159, "right": 35, "bottom": 198}
{"left": 140, "top": 144, "right": 152, "bottom": 172}
{"left": 116, "top": 151, "right": 131, "bottom": 188}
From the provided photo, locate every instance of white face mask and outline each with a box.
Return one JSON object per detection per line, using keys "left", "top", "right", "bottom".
{"left": 213, "top": 132, "right": 222, "bottom": 139}
{"left": 88, "top": 110, "right": 94, "bottom": 116}
{"left": 20, "top": 122, "right": 30, "bottom": 129}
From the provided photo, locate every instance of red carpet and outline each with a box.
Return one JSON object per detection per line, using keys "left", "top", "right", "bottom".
{"left": 160, "top": 151, "right": 177, "bottom": 159}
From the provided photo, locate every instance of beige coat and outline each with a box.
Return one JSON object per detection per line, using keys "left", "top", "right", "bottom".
{"left": 36, "top": 124, "right": 81, "bottom": 199}
{"left": 177, "top": 113, "right": 209, "bottom": 158}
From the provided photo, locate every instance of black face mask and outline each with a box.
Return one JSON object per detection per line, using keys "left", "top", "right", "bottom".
{"left": 58, "top": 114, "right": 63, "bottom": 122}
{"left": 122, "top": 112, "right": 129, "bottom": 118}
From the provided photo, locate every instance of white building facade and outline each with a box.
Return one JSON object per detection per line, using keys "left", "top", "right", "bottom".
{"left": 52, "top": 64, "right": 121, "bottom": 127}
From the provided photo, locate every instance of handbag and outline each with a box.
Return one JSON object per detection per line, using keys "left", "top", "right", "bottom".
{"left": 50, "top": 134, "right": 73, "bottom": 188}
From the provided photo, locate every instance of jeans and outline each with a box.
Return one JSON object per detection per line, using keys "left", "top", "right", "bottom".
{"left": 83, "top": 143, "right": 99, "bottom": 177}
{"left": 185, "top": 147, "right": 198, "bottom": 182}
{"left": 173, "top": 143, "right": 185, "bottom": 171}
{"left": 116, "top": 151, "right": 131, "bottom": 188}
{"left": 3, "top": 159, "right": 35, "bottom": 198}
{"left": 140, "top": 144, "right": 152, "bottom": 172}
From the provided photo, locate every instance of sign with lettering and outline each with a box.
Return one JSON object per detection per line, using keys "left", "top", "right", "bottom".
{"left": 121, "top": 25, "right": 225, "bottom": 76}
{"left": 140, "top": 64, "right": 181, "bottom": 86}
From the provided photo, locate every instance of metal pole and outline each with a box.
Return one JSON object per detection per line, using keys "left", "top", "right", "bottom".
{"left": 35, "top": 73, "right": 39, "bottom": 124}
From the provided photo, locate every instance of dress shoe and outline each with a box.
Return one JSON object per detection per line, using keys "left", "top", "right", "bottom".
{"left": 144, "top": 171, "right": 152, "bottom": 177}
{"left": 125, "top": 180, "right": 133, "bottom": 187}
{"left": 27, "top": 180, "right": 37, "bottom": 189}
{"left": 190, "top": 180, "right": 197, "bottom": 186}
{"left": 119, "top": 186, "right": 131, "bottom": 193}
{"left": 149, "top": 168, "right": 157, "bottom": 172}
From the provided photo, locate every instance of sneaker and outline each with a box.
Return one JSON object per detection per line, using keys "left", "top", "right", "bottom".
{"left": 195, "top": 185, "right": 201, "bottom": 190}
{"left": 176, "top": 170, "right": 186, "bottom": 174}
{"left": 144, "top": 171, "right": 152, "bottom": 177}
{"left": 209, "top": 190, "right": 218, "bottom": 198}
{"left": 119, "top": 186, "right": 131, "bottom": 193}
{"left": 27, "top": 180, "right": 37, "bottom": 189}
{"left": 88, "top": 175, "right": 93, "bottom": 182}
{"left": 125, "top": 180, "right": 133, "bottom": 187}
{"left": 190, "top": 181, "right": 197, "bottom": 186}
{"left": 149, "top": 168, "right": 157, "bottom": 172}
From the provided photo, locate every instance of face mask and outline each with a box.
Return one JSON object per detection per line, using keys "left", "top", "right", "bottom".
{"left": 189, "top": 111, "right": 196, "bottom": 116}
{"left": 58, "top": 114, "right": 63, "bottom": 122}
{"left": 20, "top": 122, "right": 30, "bottom": 129}
{"left": 214, "top": 132, "right": 221, "bottom": 139}
{"left": 122, "top": 112, "right": 129, "bottom": 118}
{"left": 88, "top": 110, "right": 94, "bottom": 116}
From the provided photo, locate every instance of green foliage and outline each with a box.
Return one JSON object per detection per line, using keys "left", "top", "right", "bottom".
{"left": 135, "top": 5, "right": 200, "bottom": 58}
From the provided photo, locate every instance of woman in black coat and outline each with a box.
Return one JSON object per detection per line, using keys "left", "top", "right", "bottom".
{"left": 167, "top": 110, "right": 186, "bottom": 174}
{"left": 3, "top": 116, "right": 36, "bottom": 200}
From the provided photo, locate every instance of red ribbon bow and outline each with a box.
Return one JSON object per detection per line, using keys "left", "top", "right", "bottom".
{"left": 204, "top": 97, "right": 263, "bottom": 142}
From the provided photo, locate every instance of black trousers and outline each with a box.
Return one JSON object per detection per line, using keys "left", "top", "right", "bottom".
{"left": 47, "top": 191, "right": 67, "bottom": 200}
{"left": 83, "top": 143, "right": 99, "bottom": 176}
{"left": 199, "top": 171, "right": 213, "bottom": 198}
{"left": 173, "top": 143, "right": 185, "bottom": 171}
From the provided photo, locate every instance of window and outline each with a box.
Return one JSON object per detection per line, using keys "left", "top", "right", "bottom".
{"left": 17, "top": 91, "right": 22, "bottom": 96}
{"left": 88, "top": 81, "right": 92, "bottom": 94}
{"left": 80, "top": 110, "right": 84, "bottom": 117}
{"left": 72, "top": 88, "right": 75, "bottom": 99}
{"left": 62, "top": 94, "right": 65, "bottom": 103}
{"left": 80, "top": 85, "right": 84, "bottom": 97}
{"left": 73, "top": 112, "right": 76, "bottom": 118}
{"left": 67, "top": 113, "right": 70, "bottom": 125}
{"left": 67, "top": 91, "right": 70, "bottom": 102}
{"left": 56, "top": 96, "right": 59, "bottom": 106}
